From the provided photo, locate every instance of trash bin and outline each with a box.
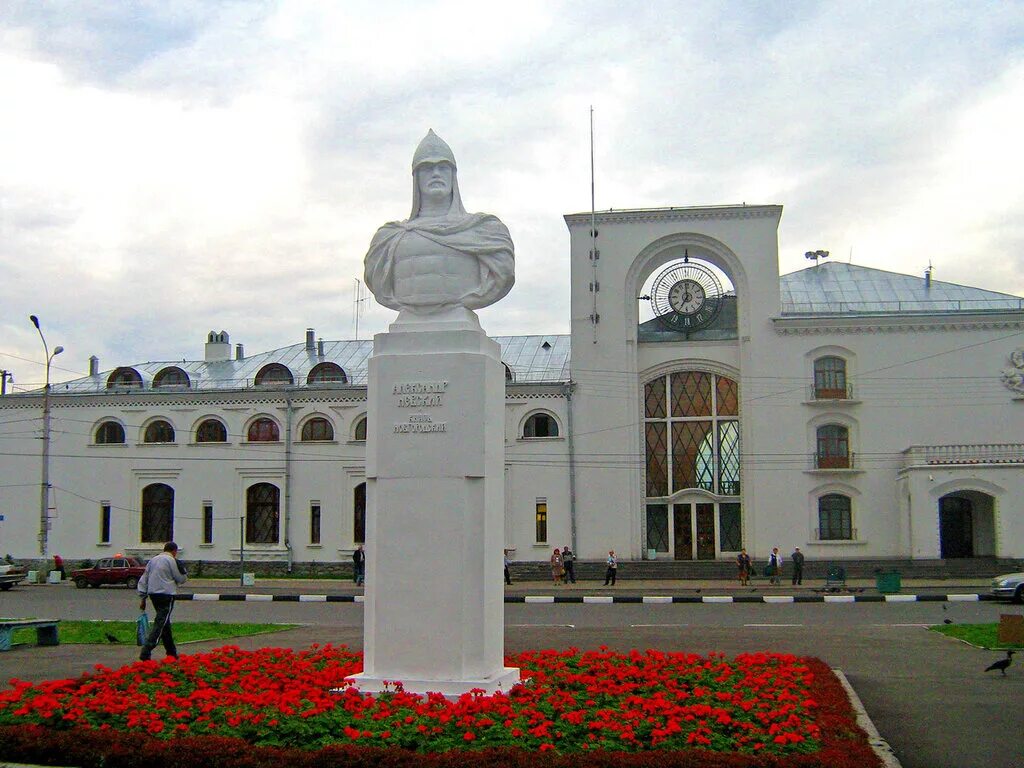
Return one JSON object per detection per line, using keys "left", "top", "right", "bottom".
{"left": 47, "top": 570, "right": 62, "bottom": 584}
{"left": 26, "top": 570, "right": 39, "bottom": 584}
{"left": 241, "top": 573, "right": 255, "bottom": 587}
{"left": 646, "top": 548, "right": 657, "bottom": 560}
{"left": 876, "top": 570, "right": 901, "bottom": 594}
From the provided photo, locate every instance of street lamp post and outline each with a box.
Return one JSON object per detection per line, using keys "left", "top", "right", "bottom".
{"left": 30, "top": 315, "right": 63, "bottom": 558}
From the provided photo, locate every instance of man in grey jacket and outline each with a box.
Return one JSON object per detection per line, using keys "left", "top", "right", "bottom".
{"left": 137, "top": 541, "right": 188, "bottom": 661}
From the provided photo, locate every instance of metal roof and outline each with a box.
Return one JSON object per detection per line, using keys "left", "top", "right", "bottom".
{"left": 51, "top": 335, "right": 571, "bottom": 395}
{"left": 781, "top": 262, "right": 1024, "bottom": 314}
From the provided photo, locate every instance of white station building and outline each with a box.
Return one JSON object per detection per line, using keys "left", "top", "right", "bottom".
{"left": 2, "top": 204, "right": 1023, "bottom": 569}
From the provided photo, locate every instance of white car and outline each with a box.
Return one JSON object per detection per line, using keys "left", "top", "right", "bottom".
{"left": 991, "top": 571, "right": 1024, "bottom": 603}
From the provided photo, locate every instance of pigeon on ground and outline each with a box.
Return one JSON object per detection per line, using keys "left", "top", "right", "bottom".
{"left": 943, "top": 619, "right": 953, "bottom": 625}
{"left": 104, "top": 633, "right": 120, "bottom": 643}
{"left": 984, "top": 650, "right": 1015, "bottom": 676}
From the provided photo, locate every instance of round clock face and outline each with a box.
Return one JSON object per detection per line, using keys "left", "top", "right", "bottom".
{"left": 668, "top": 279, "right": 706, "bottom": 315}
{"left": 649, "top": 261, "right": 724, "bottom": 333}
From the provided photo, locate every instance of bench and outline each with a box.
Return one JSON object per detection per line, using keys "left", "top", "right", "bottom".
{"left": 0, "top": 619, "right": 60, "bottom": 651}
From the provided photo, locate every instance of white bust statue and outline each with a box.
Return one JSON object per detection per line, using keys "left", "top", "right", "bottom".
{"left": 364, "top": 130, "right": 515, "bottom": 321}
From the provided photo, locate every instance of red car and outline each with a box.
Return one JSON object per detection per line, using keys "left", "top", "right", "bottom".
{"left": 71, "top": 556, "right": 146, "bottom": 589}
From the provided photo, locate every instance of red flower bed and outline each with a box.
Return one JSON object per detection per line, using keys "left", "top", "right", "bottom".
{"left": 0, "top": 646, "right": 880, "bottom": 768}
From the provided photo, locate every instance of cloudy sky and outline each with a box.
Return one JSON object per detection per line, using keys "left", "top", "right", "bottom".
{"left": 1, "top": 1, "right": 1022, "bottom": 388}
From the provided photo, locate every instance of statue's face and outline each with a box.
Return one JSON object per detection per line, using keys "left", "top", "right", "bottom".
{"left": 416, "top": 161, "right": 454, "bottom": 207}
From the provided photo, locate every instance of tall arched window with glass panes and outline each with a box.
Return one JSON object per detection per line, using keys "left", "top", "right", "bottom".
{"left": 643, "top": 371, "right": 741, "bottom": 560}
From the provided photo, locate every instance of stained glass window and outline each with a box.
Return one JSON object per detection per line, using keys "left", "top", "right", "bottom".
{"left": 719, "top": 503, "right": 742, "bottom": 551}
{"left": 718, "top": 421, "right": 740, "bottom": 496}
{"left": 646, "top": 505, "right": 669, "bottom": 552}
{"left": 671, "top": 421, "right": 713, "bottom": 492}
{"left": 716, "top": 377, "right": 738, "bottom": 415}
{"left": 645, "top": 422, "right": 669, "bottom": 497}
{"left": 645, "top": 378, "right": 666, "bottom": 418}
{"left": 671, "top": 371, "right": 711, "bottom": 417}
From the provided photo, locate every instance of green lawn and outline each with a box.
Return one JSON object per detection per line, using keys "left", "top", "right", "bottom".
{"left": 930, "top": 622, "right": 1024, "bottom": 649}
{"left": 7, "top": 620, "right": 298, "bottom": 646}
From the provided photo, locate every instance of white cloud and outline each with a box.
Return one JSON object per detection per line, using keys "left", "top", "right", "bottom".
{"left": 1, "top": 1, "right": 1022, "bottom": 387}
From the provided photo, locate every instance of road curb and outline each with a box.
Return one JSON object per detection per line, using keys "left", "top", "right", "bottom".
{"left": 832, "top": 669, "right": 903, "bottom": 768}
{"left": 176, "top": 592, "right": 996, "bottom": 604}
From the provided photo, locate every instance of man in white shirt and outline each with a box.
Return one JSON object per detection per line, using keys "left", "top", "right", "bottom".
{"left": 768, "top": 547, "right": 784, "bottom": 586}
{"left": 137, "top": 541, "right": 188, "bottom": 661}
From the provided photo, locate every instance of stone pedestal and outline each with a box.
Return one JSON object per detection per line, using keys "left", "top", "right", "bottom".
{"left": 347, "top": 317, "right": 519, "bottom": 696}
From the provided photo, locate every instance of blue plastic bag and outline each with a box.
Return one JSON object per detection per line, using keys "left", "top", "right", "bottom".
{"left": 136, "top": 612, "right": 150, "bottom": 646}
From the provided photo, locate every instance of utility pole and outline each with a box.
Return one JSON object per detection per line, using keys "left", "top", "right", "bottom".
{"left": 0, "top": 370, "right": 11, "bottom": 395}
{"left": 29, "top": 315, "right": 63, "bottom": 557}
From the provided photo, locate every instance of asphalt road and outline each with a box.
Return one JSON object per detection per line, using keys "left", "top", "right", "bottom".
{"left": 1, "top": 585, "right": 1021, "bottom": 768}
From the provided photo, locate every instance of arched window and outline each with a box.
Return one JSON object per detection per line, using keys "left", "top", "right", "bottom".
{"left": 95, "top": 421, "right": 126, "bottom": 444}
{"left": 247, "top": 418, "right": 280, "bottom": 442}
{"left": 523, "top": 412, "right": 559, "bottom": 438}
{"left": 153, "top": 367, "right": 190, "bottom": 389}
{"left": 503, "top": 363, "right": 514, "bottom": 382}
{"left": 818, "top": 494, "right": 852, "bottom": 540}
{"left": 354, "top": 482, "right": 366, "bottom": 544}
{"left": 307, "top": 363, "right": 348, "bottom": 386}
{"left": 353, "top": 416, "right": 367, "bottom": 441}
{"left": 195, "top": 419, "right": 227, "bottom": 443}
{"left": 814, "top": 357, "right": 848, "bottom": 399}
{"left": 106, "top": 367, "right": 143, "bottom": 389}
{"left": 254, "top": 364, "right": 293, "bottom": 386}
{"left": 144, "top": 420, "right": 175, "bottom": 444}
{"left": 301, "top": 417, "right": 334, "bottom": 442}
{"left": 815, "top": 425, "right": 850, "bottom": 469}
{"left": 246, "top": 483, "right": 280, "bottom": 544}
{"left": 141, "top": 483, "right": 174, "bottom": 543}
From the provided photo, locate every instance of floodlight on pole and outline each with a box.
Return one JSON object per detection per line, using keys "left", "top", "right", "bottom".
{"left": 29, "top": 315, "right": 62, "bottom": 558}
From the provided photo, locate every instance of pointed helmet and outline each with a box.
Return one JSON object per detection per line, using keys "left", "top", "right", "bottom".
{"left": 409, "top": 129, "right": 466, "bottom": 218}
{"left": 412, "top": 129, "right": 457, "bottom": 172}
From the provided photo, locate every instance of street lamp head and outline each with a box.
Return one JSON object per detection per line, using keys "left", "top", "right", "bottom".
{"left": 29, "top": 315, "right": 40, "bottom": 329}
{"left": 53, "top": 346, "right": 64, "bottom": 356}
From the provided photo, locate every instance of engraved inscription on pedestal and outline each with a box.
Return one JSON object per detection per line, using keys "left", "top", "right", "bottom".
{"left": 393, "top": 380, "right": 448, "bottom": 433}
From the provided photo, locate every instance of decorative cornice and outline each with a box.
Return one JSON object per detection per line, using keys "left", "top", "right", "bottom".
{"left": 564, "top": 205, "right": 782, "bottom": 228}
{"left": 774, "top": 313, "right": 1024, "bottom": 335}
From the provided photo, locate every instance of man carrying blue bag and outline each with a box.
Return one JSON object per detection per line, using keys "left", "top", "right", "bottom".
{"left": 137, "top": 541, "right": 188, "bottom": 661}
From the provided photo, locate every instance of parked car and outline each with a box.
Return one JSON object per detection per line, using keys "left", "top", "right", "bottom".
{"left": 0, "top": 564, "right": 26, "bottom": 591}
{"left": 70, "top": 557, "right": 146, "bottom": 589}
{"left": 991, "top": 570, "right": 1024, "bottom": 603}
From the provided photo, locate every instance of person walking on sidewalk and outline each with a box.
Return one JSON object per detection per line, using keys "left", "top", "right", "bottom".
{"left": 790, "top": 546, "right": 805, "bottom": 585}
{"left": 561, "top": 546, "right": 577, "bottom": 583}
{"left": 767, "top": 547, "right": 783, "bottom": 586}
{"left": 603, "top": 550, "right": 618, "bottom": 586}
{"left": 503, "top": 549, "right": 513, "bottom": 585}
{"left": 352, "top": 545, "right": 365, "bottom": 586}
{"left": 550, "top": 547, "right": 563, "bottom": 585}
{"left": 736, "top": 549, "right": 752, "bottom": 586}
{"left": 137, "top": 542, "right": 188, "bottom": 661}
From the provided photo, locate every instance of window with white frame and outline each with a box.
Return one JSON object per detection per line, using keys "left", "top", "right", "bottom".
{"left": 310, "top": 502, "right": 322, "bottom": 545}
{"left": 535, "top": 499, "right": 548, "bottom": 544}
